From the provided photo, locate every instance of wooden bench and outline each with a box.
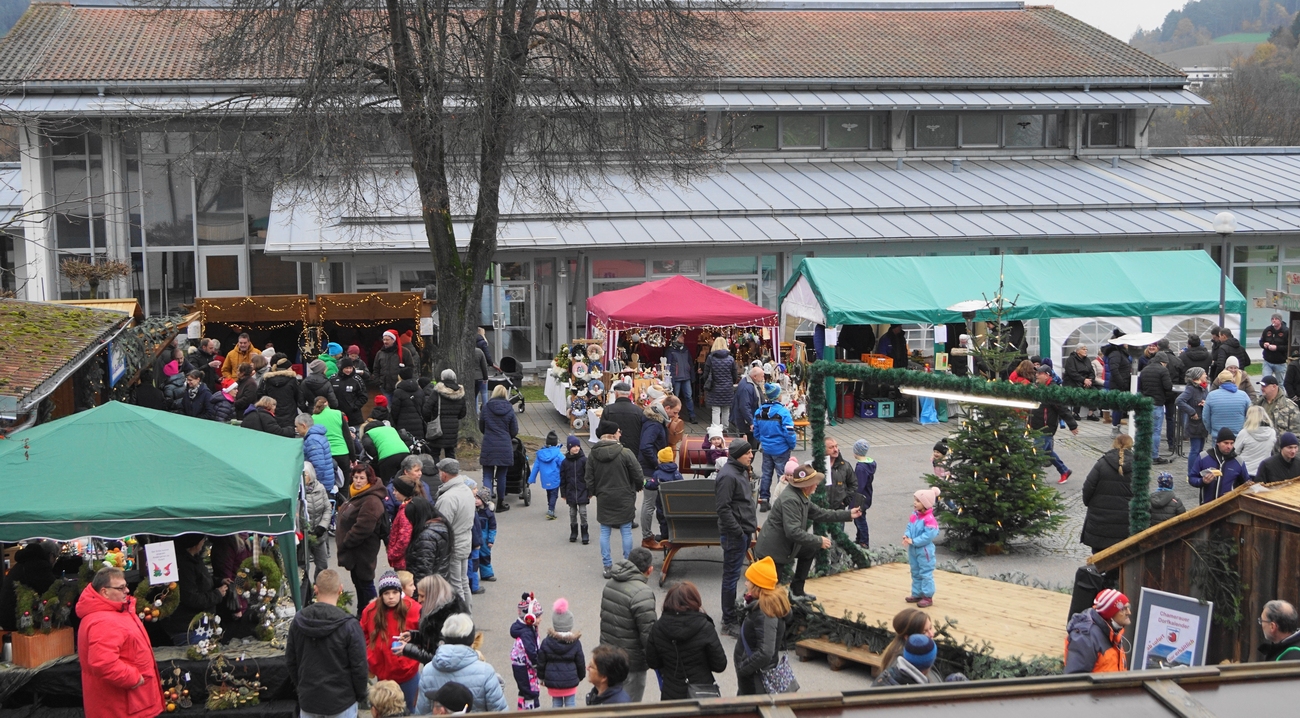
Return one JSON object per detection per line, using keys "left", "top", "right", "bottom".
{"left": 792, "top": 418, "right": 810, "bottom": 450}
{"left": 657, "top": 479, "right": 755, "bottom": 585}
{"left": 794, "top": 637, "right": 885, "bottom": 675}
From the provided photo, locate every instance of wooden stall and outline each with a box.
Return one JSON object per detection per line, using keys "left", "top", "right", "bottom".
{"left": 1090, "top": 479, "right": 1300, "bottom": 664}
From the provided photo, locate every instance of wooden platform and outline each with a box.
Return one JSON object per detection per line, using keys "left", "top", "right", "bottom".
{"left": 795, "top": 637, "right": 884, "bottom": 674}
{"left": 803, "top": 563, "right": 1071, "bottom": 661}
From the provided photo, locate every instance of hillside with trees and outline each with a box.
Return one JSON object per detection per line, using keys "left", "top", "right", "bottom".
{"left": 1132, "top": 0, "right": 1297, "bottom": 53}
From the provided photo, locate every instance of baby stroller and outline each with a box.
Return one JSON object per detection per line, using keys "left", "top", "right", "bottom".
{"left": 488, "top": 356, "right": 526, "bottom": 412}
{"left": 503, "top": 435, "right": 532, "bottom": 506}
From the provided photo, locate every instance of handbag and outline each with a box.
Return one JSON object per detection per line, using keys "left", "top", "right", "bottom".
{"left": 674, "top": 638, "right": 721, "bottom": 699}
{"left": 425, "top": 394, "right": 443, "bottom": 440}
{"left": 740, "top": 618, "right": 799, "bottom": 694}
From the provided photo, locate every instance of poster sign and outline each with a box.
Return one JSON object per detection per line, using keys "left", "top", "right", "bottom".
{"left": 935, "top": 352, "right": 950, "bottom": 372}
{"left": 1130, "top": 587, "right": 1213, "bottom": 669}
{"left": 933, "top": 325, "right": 948, "bottom": 344}
{"left": 108, "top": 341, "right": 128, "bottom": 387}
{"left": 144, "top": 541, "right": 179, "bottom": 586}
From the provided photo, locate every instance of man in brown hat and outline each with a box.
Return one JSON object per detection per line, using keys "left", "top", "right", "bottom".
{"left": 754, "top": 464, "right": 860, "bottom": 600}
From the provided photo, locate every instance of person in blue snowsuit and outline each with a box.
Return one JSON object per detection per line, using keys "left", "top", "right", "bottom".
{"left": 850, "top": 439, "right": 876, "bottom": 548}
{"left": 473, "top": 487, "right": 497, "bottom": 583}
{"left": 904, "top": 487, "right": 942, "bottom": 608}
{"left": 530, "top": 431, "right": 565, "bottom": 520}
{"left": 752, "top": 383, "right": 797, "bottom": 511}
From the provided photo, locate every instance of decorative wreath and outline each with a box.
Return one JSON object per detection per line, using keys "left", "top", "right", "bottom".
{"left": 571, "top": 417, "right": 586, "bottom": 430}
{"left": 235, "top": 555, "right": 283, "bottom": 641}
{"left": 586, "top": 344, "right": 604, "bottom": 362}
{"left": 135, "top": 581, "right": 181, "bottom": 624}
{"left": 570, "top": 397, "right": 588, "bottom": 415}
{"left": 186, "top": 612, "right": 224, "bottom": 660}
{"left": 588, "top": 379, "right": 605, "bottom": 396}
{"left": 13, "top": 580, "right": 78, "bottom": 635}
{"left": 570, "top": 344, "right": 588, "bottom": 361}
{"left": 571, "top": 362, "right": 589, "bottom": 380}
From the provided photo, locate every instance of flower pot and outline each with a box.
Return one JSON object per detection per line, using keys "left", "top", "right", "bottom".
{"left": 979, "top": 542, "right": 1005, "bottom": 556}
{"left": 12, "top": 627, "right": 75, "bottom": 668}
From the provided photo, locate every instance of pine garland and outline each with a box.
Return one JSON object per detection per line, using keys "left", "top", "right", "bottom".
{"left": 235, "top": 555, "right": 284, "bottom": 641}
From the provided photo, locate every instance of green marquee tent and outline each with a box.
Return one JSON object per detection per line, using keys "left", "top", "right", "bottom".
{"left": 0, "top": 401, "right": 306, "bottom": 604}
{"left": 779, "top": 250, "right": 1248, "bottom": 328}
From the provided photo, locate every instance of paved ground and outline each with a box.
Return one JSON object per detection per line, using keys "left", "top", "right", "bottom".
{"left": 327, "top": 401, "right": 1204, "bottom": 701}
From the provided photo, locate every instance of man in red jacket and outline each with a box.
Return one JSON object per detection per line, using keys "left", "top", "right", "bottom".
{"left": 76, "top": 567, "right": 163, "bottom": 718}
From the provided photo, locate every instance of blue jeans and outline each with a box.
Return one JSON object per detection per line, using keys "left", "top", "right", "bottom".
{"left": 488, "top": 464, "right": 510, "bottom": 502}
{"left": 1151, "top": 404, "right": 1165, "bottom": 457}
{"left": 759, "top": 449, "right": 790, "bottom": 502}
{"left": 853, "top": 513, "right": 870, "bottom": 546}
{"left": 1265, "top": 361, "right": 1287, "bottom": 380}
{"left": 476, "top": 379, "right": 488, "bottom": 414}
{"left": 302, "top": 704, "right": 358, "bottom": 718}
{"left": 551, "top": 695, "right": 577, "bottom": 708}
{"left": 720, "top": 531, "right": 750, "bottom": 626}
{"left": 672, "top": 379, "right": 695, "bottom": 419}
{"left": 350, "top": 570, "right": 376, "bottom": 617}
{"left": 1036, "top": 435, "right": 1069, "bottom": 476}
{"left": 600, "top": 522, "right": 633, "bottom": 567}
{"left": 1188, "top": 436, "right": 1205, "bottom": 477}
{"left": 546, "top": 487, "right": 559, "bottom": 513}
{"left": 398, "top": 674, "right": 420, "bottom": 713}
{"left": 468, "top": 549, "right": 480, "bottom": 591}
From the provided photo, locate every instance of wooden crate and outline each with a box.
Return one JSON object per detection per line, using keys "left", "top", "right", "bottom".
{"left": 796, "top": 637, "right": 884, "bottom": 675}
{"left": 12, "top": 627, "right": 75, "bottom": 668}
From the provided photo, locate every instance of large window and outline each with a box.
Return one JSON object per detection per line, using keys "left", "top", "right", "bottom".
{"left": 1084, "top": 113, "right": 1122, "bottom": 147}
{"left": 47, "top": 130, "right": 111, "bottom": 299}
{"left": 729, "top": 113, "right": 888, "bottom": 151}
{"left": 913, "top": 113, "right": 1064, "bottom": 149}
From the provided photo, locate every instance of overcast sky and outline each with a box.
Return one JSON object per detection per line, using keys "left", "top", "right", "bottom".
{"left": 1049, "top": 0, "right": 1185, "bottom": 41}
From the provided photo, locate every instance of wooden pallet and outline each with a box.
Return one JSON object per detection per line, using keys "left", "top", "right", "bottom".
{"left": 795, "top": 637, "right": 884, "bottom": 675}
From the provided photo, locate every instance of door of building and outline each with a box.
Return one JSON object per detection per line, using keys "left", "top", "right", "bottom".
{"left": 489, "top": 262, "right": 535, "bottom": 367}
{"left": 198, "top": 246, "right": 247, "bottom": 298}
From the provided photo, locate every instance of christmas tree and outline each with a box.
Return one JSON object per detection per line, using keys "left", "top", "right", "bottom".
{"left": 927, "top": 407, "right": 1064, "bottom": 553}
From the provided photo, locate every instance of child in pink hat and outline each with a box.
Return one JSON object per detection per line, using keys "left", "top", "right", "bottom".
{"left": 903, "top": 487, "right": 942, "bottom": 607}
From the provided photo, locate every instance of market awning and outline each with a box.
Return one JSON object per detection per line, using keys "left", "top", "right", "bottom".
{"left": 778, "top": 250, "right": 1248, "bottom": 327}
{"left": 587, "top": 275, "right": 778, "bottom": 330}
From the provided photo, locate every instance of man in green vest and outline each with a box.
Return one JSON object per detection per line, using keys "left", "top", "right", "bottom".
{"left": 363, "top": 419, "right": 412, "bottom": 482}
{"left": 1260, "top": 600, "right": 1300, "bottom": 661}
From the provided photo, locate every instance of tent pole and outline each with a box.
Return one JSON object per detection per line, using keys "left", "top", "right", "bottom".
{"left": 279, "top": 537, "right": 302, "bottom": 609}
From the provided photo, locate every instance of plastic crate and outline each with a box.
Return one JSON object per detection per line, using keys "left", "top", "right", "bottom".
{"left": 857, "top": 400, "right": 877, "bottom": 418}
{"left": 875, "top": 399, "right": 895, "bottom": 419}
{"left": 862, "top": 354, "right": 893, "bottom": 369}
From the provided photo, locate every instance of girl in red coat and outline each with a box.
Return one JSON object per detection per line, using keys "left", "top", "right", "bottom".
{"left": 362, "top": 572, "right": 423, "bottom": 711}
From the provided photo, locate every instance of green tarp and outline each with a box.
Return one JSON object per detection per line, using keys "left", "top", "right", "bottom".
{"left": 779, "top": 251, "right": 1249, "bottom": 327}
{"left": 0, "top": 401, "right": 306, "bottom": 605}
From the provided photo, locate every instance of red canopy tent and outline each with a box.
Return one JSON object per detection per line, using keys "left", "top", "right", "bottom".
{"left": 586, "top": 275, "right": 779, "bottom": 360}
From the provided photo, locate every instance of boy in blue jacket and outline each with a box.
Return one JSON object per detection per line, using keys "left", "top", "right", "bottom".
{"left": 474, "top": 487, "right": 498, "bottom": 585}
{"left": 752, "top": 383, "right": 797, "bottom": 512}
{"left": 650, "top": 446, "right": 684, "bottom": 541}
{"left": 851, "top": 439, "right": 876, "bottom": 548}
{"left": 530, "top": 431, "right": 565, "bottom": 520}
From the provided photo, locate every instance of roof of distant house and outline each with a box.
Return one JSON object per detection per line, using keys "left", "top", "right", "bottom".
{"left": 0, "top": 299, "right": 131, "bottom": 415}
{"left": 0, "top": 2, "right": 1182, "bottom": 87}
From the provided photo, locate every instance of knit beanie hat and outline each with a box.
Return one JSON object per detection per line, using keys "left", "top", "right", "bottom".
{"left": 1094, "top": 588, "right": 1129, "bottom": 620}
{"left": 163, "top": 360, "right": 180, "bottom": 377}
{"left": 745, "top": 556, "right": 779, "bottom": 591}
{"left": 308, "top": 359, "right": 327, "bottom": 375}
{"left": 729, "top": 438, "right": 752, "bottom": 459}
{"left": 1156, "top": 472, "right": 1174, "bottom": 490}
{"left": 597, "top": 421, "right": 620, "bottom": 438}
{"left": 914, "top": 487, "right": 942, "bottom": 511}
{"left": 392, "top": 476, "right": 417, "bottom": 499}
{"left": 903, "top": 635, "right": 938, "bottom": 671}
{"left": 658, "top": 446, "right": 676, "bottom": 464}
{"left": 1282, "top": 432, "right": 1299, "bottom": 448}
{"left": 566, "top": 435, "right": 582, "bottom": 450}
{"left": 783, "top": 456, "right": 801, "bottom": 476}
{"left": 853, "top": 439, "right": 871, "bottom": 458}
{"left": 552, "top": 598, "right": 574, "bottom": 633}
{"left": 327, "top": 342, "right": 343, "bottom": 357}
{"left": 764, "top": 382, "right": 781, "bottom": 401}
{"left": 518, "top": 592, "right": 542, "bottom": 625}
{"left": 706, "top": 424, "right": 724, "bottom": 441}
{"left": 377, "top": 571, "right": 403, "bottom": 595}
{"left": 1226, "top": 355, "right": 1240, "bottom": 368}
{"left": 546, "top": 430, "right": 558, "bottom": 446}
{"left": 373, "top": 394, "right": 389, "bottom": 408}
{"left": 347, "top": 344, "right": 361, "bottom": 356}
{"left": 1217, "top": 426, "right": 1236, "bottom": 443}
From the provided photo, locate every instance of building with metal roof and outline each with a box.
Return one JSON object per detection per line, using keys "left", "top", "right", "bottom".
{"left": 0, "top": 0, "right": 1294, "bottom": 368}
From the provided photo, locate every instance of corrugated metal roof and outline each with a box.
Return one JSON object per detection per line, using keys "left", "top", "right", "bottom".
{"left": 697, "top": 88, "right": 1206, "bottom": 109}
{"left": 263, "top": 153, "right": 1300, "bottom": 254}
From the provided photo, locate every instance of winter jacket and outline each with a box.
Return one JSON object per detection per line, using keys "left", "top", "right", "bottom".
{"left": 560, "top": 450, "right": 590, "bottom": 505}
{"left": 242, "top": 405, "right": 294, "bottom": 437}
{"left": 530, "top": 444, "right": 564, "bottom": 490}
{"left": 315, "top": 406, "right": 350, "bottom": 457}
{"left": 1212, "top": 336, "right": 1249, "bottom": 377}
{"left": 1259, "top": 392, "right": 1300, "bottom": 435}
{"left": 1287, "top": 361, "right": 1300, "bottom": 401}
{"left": 703, "top": 349, "right": 739, "bottom": 408}
{"left": 602, "top": 397, "right": 645, "bottom": 455}
{"left": 1259, "top": 630, "right": 1300, "bottom": 661}
{"left": 477, "top": 333, "right": 495, "bottom": 368}
{"left": 304, "top": 425, "right": 337, "bottom": 492}
{"left": 390, "top": 378, "right": 427, "bottom": 438}
{"left": 300, "top": 370, "right": 338, "bottom": 412}
{"left": 1177, "top": 383, "right": 1209, "bottom": 439}
{"left": 386, "top": 501, "right": 414, "bottom": 571}
{"left": 734, "top": 601, "right": 785, "bottom": 694}
{"left": 1081, "top": 449, "right": 1134, "bottom": 551}
{"left": 1028, "top": 400, "right": 1077, "bottom": 436}
{"left": 755, "top": 482, "right": 850, "bottom": 565}
{"left": 753, "top": 401, "right": 797, "bottom": 455}
{"left": 871, "top": 656, "right": 933, "bottom": 687}
{"left": 1203, "top": 382, "right": 1251, "bottom": 438}
{"left": 1104, "top": 345, "right": 1132, "bottom": 391}
{"left": 332, "top": 371, "right": 368, "bottom": 424}
{"left": 1062, "top": 352, "right": 1095, "bottom": 388}
{"left": 181, "top": 383, "right": 213, "bottom": 419}
{"left": 585, "top": 439, "right": 644, "bottom": 526}
{"left": 478, "top": 397, "right": 519, "bottom": 467}
{"left": 1235, "top": 425, "right": 1276, "bottom": 476}
{"left": 286, "top": 602, "right": 369, "bottom": 715}
{"left": 1182, "top": 345, "right": 1212, "bottom": 376}
{"left": 1149, "top": 490, "right": 1186, "bottom": 525}
{"left": 473, "top": 347, "right": 491, "bottom": 382}
{"left": 537, "top": 632, "right": 585, "bottom": 690}
{"left": 644, "top": 610, "right": 728, "bottom": 700}
{"left": 423, "top": 381, "right": 467, "bottom": 450}
{"left": 510, "top": 620, "right": 542, "bottom": 699}
{"left": 259, "top": 368, "right": 301, "bottom": 429}
{"left": 207, "top": 390, "right": 234, "bottom": 422}
{"left": 731, "top": 377, "right": 763, "bottom": 436}
{"left": 302, "top": 476, "right": 333, "bottom": 536}
{"left": 75, "top": 584, "right": 164, "bottom": 718}
{"left": 878, "top": 329, "right": 909, "bottom": 368}
{"left": 374, "top": 343, "right": 417, "bottom": 395}
{"left": 435, "top": 476, "right": 476, "bottom": 560}
{"left": 652, "top": 461, "right": 684, "bottom": 491}
{"left": 364, "top": 424, "right": 409, "bottom": 463}
{"left": 586, "top": 685, "right": 632, "bottom": 705}
{"left": 402, "top": 594, "right": 471, "bottom": 663}
{"left": 854, "top": 460, "right": 877, "bottom": 508}
{"left": 158, "top": 548, "right": 223, "bottom": 637}
{"left": 405, "top": 519, "right": 452, "bottom": 586}
{"left": 336, "top": 480, "right": 388, "bottom": 582}
{"left": 1255, "top": 453, "right": 1300, "bottom": 484}
{"left": 162, "top": 374, "right": 186, "bottom": 412}
{"left": 599, "top": 560, "right": 657, "bottom": 670}
{"left": 1261, "top": 324, "right": 1289, "bottom": 365}
{"left": 233, "top": 376, "right": 259, "bottom": 415}
{"left": 1138, "top": 362, "right": 1174, "bottom": 405}
{"left": 1064, "top": 609, "right": 1127, "bottom": 674}
{"left": 905, "top": 508, "right": 939, "bottom": 575}
{"left": 827, "top": 453, "right": 855, "bottom": 509}
{"left": 665, "top": 342, "right": 694, "bottom": 382}
{"left": 219, "top": 345, "right": 258, "bottom": 381}
{"left": 0, "top": 544, "right": 56, "bottom": 631}
{"left": 361, "top": 595, "right": 423, "bottom": 683}
{"left": 1188, "top": 446, "right": 1249, "bottom": 505}
{"left": 415, "top": 644, "right": 508, "bottom": 714}
{"left": 715, "top": 458, "right": 758, "bottom": 537}
{"left": 639, "top": 409, "right": 670, "bottom": 478}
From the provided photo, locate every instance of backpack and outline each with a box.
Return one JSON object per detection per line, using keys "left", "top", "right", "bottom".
{"left": 1234, "top": 344, "right": 1252, "bottom": 368}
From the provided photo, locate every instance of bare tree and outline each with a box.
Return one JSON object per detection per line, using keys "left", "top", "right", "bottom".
{"left": 1186, "top": 61, "right": 1300, "bottom": 145}
{"left": 155, "top": 0, "right": 746, "bottom": 423}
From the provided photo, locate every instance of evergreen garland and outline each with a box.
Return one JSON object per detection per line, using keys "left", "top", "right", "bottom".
{"left": 235, "top": 555, "right": 284, "bottom": 641}
{"left": 1187, "top": 533, "right": 1244, "bottom": 629}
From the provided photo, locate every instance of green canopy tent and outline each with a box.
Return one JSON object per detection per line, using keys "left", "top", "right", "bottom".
{"left": 0, "top": 401, "right": 307, "bottom": 607}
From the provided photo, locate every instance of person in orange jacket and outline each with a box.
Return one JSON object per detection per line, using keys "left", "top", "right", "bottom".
{"left": 76, "top": 566, "right": 164, "bottom": 718}
{"left": 1064, "top": 588, "right": 1131, "bottom": 673}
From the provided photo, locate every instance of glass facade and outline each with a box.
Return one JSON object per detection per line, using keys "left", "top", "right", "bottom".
{"left": 912, "top": 113, "right": 1066, "bottom": 149}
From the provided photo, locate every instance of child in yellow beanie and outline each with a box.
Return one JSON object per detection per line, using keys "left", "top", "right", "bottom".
{"left": 648, "top": 446, "right": 684, "bottom": 543}
{"left": 737, "top": 556, "right": 795, "bottom": 696}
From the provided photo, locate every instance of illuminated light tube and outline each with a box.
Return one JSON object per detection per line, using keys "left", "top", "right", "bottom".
{"left": 898, "top": 386, "right": 1040, "bottom": 410}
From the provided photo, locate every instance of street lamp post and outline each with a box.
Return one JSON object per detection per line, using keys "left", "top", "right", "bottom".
{"left": 1214, "top": 211, "right": 1237, "bottom": 328}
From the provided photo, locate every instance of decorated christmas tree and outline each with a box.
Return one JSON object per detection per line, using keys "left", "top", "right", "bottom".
{"left": 928, "top": 407, "right": 1064, "bottom": 553}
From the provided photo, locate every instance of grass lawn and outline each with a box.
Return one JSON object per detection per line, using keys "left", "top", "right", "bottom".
{"left": 521, "top": 384, "right": 547, "bottom": 404}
